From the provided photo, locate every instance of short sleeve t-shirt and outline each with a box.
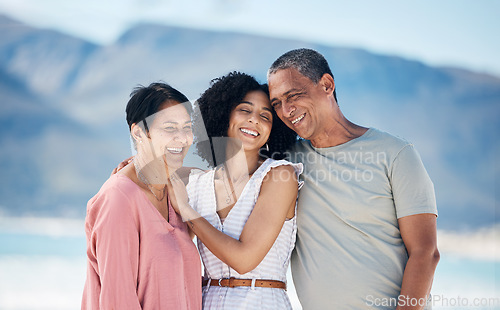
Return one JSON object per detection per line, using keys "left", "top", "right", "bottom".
{"left": 288, "top": 128, "right": 437, "bottom": 309}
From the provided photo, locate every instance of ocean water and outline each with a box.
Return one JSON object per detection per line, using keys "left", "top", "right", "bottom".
{"left": 0, "top": 218, "right": 498, "bottom": 310}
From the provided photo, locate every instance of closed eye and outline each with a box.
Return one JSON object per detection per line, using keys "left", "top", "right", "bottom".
{"left": 288, "top": 92, "right": 304, "bottom": 100}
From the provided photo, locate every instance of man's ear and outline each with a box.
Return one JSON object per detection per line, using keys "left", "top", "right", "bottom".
{"left": 319, "top": 73, "right": 335, "bottom": 96}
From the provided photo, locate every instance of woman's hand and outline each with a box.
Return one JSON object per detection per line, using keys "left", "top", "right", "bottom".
{"left": 111, "top": 156, "right": 134, "bottom": 175}
{"left": 166, "top": 172, "right": 197, "bottom": 221}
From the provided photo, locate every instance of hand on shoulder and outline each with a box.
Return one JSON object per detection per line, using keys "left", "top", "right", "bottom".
{"left": 111, "top": 156, "right": 134, "bottom": 176}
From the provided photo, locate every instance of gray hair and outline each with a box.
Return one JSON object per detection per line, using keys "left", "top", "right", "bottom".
{"left": 267, "top": 48, "right": 337, "bottom": 102}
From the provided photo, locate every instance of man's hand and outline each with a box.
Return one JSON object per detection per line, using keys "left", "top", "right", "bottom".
{"left": 111, "top": 156, "right": 134, "bottom": 176}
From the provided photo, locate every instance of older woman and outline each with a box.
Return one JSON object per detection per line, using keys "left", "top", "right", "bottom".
{"left": 82, "top": 83, "right": 201, "bottom": 310}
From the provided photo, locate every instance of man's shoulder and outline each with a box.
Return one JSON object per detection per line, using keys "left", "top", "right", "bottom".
{"left": 284, "top": 139, "right": 313, "bottom": 161}
{"left": 287, "top": 139, "right": 312, "bottom": 153}
{"left": 363, "top": 128, "right": 412, "bottom": 153}
{"left": 284, "top": 129, "right": 414, "bottom": 160}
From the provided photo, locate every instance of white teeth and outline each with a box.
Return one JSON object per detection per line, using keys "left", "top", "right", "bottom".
{"left": 240, "top": 128, "right": 259, "bottom": 136}
{"left": 167, "top": 147, "right": 183, "bottom": 153}
{"left": 291, "top": 114, "right": 305, "bottom": 124}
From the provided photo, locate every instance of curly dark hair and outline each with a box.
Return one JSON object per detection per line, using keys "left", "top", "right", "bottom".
{"left": 194, "top": 71, "right": 297, "bottom": 167}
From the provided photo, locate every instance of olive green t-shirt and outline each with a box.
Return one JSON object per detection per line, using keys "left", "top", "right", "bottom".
{"left": 288, "top": 128, "right": 437, "bottom": 309}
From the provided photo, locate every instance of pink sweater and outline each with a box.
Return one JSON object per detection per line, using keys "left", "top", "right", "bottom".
{"left": 82, "top": 174, "right": 201, "bottom": 310}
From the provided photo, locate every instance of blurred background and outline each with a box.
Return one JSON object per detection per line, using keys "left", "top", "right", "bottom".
{"left": 0, "top": 0, "right": 498, "bottom": 309}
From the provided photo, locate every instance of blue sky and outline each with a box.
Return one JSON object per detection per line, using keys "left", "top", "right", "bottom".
{"left": 0, "top": 0, "right": 499, "bottom": 76}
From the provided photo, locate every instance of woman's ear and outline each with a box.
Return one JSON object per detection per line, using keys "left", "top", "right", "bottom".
{"left": 131, "top": 123, "right": 145, "bottom": 144}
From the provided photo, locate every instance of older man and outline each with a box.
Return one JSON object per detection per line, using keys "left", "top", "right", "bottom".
{"left": 267, "top": 48, "right": 439, "bottom": 309}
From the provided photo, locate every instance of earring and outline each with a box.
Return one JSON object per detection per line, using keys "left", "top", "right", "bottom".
{"left": 265, "top": 143, "right": 269, "bottom": 152}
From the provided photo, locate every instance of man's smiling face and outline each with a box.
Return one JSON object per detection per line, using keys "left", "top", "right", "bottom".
{"left": 268, "top": 68, "right": 333, "bottom": 141}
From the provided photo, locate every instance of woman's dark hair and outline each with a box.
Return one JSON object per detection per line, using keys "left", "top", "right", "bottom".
{"left": 126, "top": 82, "right": 192, "bottom": 135}
{"left": 194, "top": 71, "right": 297, "bottom": 167}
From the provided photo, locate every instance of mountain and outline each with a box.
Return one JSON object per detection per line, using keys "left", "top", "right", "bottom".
{"left": 0, "top": 14, "right": 498, "bottom": 229}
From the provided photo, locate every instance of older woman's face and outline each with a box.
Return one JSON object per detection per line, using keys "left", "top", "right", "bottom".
{"left": 227, "top": 90, "right": 273, "bottom": 153}
{"left": 145, "top": 102, "right": 193, "bottom": 171}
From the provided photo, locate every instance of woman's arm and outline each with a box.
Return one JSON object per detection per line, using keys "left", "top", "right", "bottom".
{"left": 176, "top": 166, "right": 206, "bottom": 239}
{"left": 168, "top": 165, "right": 298, "bottom": 274}
{"left": 87, "top": 187, "right": 142, "bottom": 309}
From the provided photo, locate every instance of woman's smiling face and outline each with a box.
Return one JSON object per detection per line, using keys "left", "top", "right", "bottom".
{"left": 227, "top": 90, "right": 273, "bottom": 153}
{"left": 145, "top": 102, "right": 193, "bottom": 170}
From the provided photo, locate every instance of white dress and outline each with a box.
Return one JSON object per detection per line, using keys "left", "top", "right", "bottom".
{"left": 187, "top": 158, "right": 303, "bottom": 310}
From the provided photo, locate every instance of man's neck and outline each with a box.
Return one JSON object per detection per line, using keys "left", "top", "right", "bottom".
{"left": 310, "top": 117, "right": 368, "bottom": 148}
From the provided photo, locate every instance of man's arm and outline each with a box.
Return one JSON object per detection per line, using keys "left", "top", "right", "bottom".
{"left": 397, "top": 213, "right": 440, "bottom": 310}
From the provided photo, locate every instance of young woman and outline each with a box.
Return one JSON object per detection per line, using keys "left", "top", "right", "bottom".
{"left": 82, "top": 83, "right": 201, "bottom": 310}
{"left": 167, "top": 72, "right": 302, "bottom": 309}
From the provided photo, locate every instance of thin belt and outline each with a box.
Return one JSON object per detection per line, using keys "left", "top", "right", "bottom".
{"left": 202, "top": 277, "right": 286, "bottom": 290}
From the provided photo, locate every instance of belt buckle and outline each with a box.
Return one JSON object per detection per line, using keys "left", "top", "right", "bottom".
{"left": 218, "top": 277, "right": 235, "bottom": 287}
